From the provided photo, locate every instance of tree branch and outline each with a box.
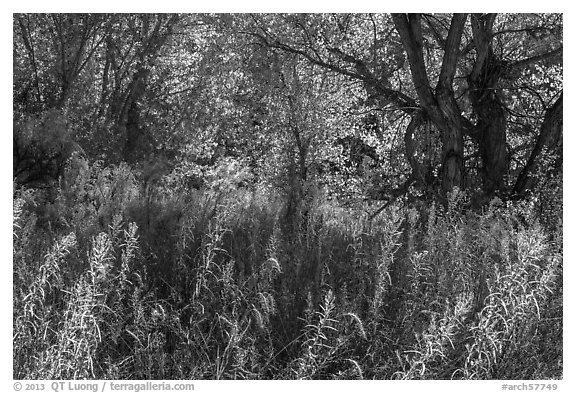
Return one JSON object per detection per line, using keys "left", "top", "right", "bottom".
{"left": 470, "top": 13, "right": 496, "bottom": 81}
{"left": 507, "top": 47, "right": 562, "bottom": 70}
{"left": 247, "top": 31, "right": 417, "bottom": 112}
{"left": 369, "top": 175, "right": 414, "bottom": 220}
{"left": 392, "top": 13, "right": 437, "bottom": 109}
{"left": 438, "top": 13, "right": 467, "bottom": 93}
{"left": 512, "top": 92, "right": 563, "bottom": 198}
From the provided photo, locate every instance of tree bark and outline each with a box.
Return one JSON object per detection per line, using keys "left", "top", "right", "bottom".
{"left": 393, "top": 13, "right": 468, "bottom": 193}
{"left": 468, "top": 14, "right": 508, "bottom": 196}
{"left": 436, "top": 14, "right": 468, "bottom": 193}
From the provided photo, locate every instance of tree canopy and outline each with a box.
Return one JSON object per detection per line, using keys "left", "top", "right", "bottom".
{"left": 14, "top": 13, "right": 562, "bottom": 206}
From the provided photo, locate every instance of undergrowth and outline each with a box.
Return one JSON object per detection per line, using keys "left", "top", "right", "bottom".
{"left": 13, "top": 162, "right": 562, "bottom": 380}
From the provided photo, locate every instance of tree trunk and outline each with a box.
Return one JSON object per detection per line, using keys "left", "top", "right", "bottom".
{"left": 122, "top": 66, "right": 151, "bottom": 163}
{"left": 393, "top": 13, "right": 468, "bottom": 194}
{"left": 435, "top": 14, "right": 468, "bottom": 193}
{"left": 469, "top": 14, "right": 508, "bottom": 196}
{"left": 438, "top": 117, "right": 465, "bottom": 193}
{"left": 469, "top": 58, "right": 508, "bottom": 195}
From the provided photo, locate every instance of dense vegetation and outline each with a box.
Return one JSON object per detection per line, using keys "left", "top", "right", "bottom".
{"left": 13, "top": 13, "right": 562, "bottom": 380}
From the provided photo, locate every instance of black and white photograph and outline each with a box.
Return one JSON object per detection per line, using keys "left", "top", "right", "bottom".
{"left": 11, "top": 9, "right": 564, "bottom": 384}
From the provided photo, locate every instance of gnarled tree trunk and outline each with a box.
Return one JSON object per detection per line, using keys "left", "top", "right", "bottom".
{"left": 393, "top": 13, "right": 468, "bottom": 194}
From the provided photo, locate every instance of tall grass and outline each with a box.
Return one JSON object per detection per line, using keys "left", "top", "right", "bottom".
{"left": 13, "top": 163, "right": 562, "bottom": 379}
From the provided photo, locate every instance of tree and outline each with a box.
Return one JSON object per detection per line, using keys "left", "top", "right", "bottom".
{"left": 96, "top": 14, "right": 181, "bottom": 162}
{"left": 14, "top": 14, "right": 189, "bottom": 169}
{"left": 13, "top": 13, "right": 562, "bottom": 207}
{"left": 242, "top": 13, "right": 562, "bottom": 203}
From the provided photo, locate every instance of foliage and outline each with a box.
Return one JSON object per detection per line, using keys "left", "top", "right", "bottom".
{"left": 13, "top": 13, "right": 562, "bottom": 380}
{"left": 13, "top": 163, "right": 562, "bottom": 379}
